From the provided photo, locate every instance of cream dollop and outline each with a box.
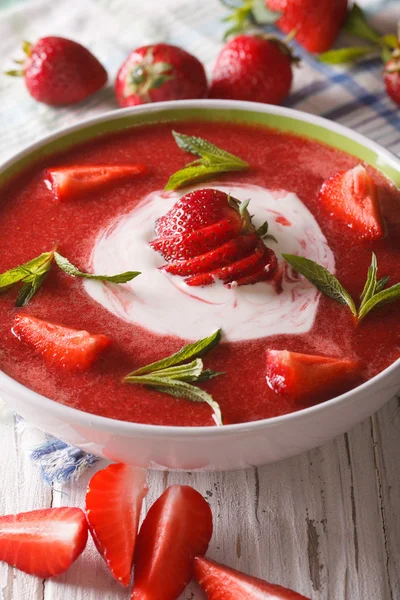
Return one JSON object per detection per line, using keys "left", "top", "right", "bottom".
{"left": 84, "top": 184, "right": 334, "bottom": 341}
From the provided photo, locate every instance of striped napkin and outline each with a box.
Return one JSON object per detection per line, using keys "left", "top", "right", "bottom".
{"left": 0, "top": 0, "right": 398, "bottom": 483}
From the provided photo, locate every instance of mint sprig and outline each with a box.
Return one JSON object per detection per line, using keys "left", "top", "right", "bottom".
{"left": 0, "top": 252, "right": 54, "bottom": 307}
{"left": 124, "top": 330, "right": 224, "bottom": 425}
{"left": 0, "top": 250, "right": 141, "bottom": 307}
{"left": 283, "top": 252, "right": 400, "bottom": 322}
{"left": 54, "top": 252, "right": 140, "bottom": 284}
{"left": 165, "top": 132, "right": 249, "bottom": 191}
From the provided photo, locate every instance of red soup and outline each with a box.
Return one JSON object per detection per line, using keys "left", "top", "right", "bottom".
{"left": 0, "top": 121, "right": 399, "bottom": 426}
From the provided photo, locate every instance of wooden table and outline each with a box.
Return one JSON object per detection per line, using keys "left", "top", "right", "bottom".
{"left": 0, "top": 393, "right": 399, "bottom": 600}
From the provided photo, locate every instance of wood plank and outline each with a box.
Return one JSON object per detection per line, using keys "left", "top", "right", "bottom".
{"left": 0, "top": 401, "right": 52, "bottom": 600}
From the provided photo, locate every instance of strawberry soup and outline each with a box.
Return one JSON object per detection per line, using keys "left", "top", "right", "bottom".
{"left": 0, "top": 120, "right": 399, "bottom": 427}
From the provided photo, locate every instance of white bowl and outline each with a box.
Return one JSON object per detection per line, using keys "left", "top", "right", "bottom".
{"left": 1, "top": 100, "right": 399, "bottom": 470}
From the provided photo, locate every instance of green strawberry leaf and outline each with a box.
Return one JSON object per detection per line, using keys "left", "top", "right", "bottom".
{"left": 319, "top": 46, "right": 377, "bottom": 64}
{"left": 343, "top": 4, "right": 381, "bottom": 44}
{"left": 54, "top": 252, "right": 140, "bottom": 283}
{"left": 282, "top": 254, "right": 357, "bottom": 317}
{"left": 358, "top": 283, "right": 400, "bottom": 321}
{"left": 375, "top": 276, "right": 390, "bottom": 293}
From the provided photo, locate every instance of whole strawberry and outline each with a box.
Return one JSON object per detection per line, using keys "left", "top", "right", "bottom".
{"left": 267, "top": 0, "right": 348, "bottom": 53}
{"left": 7, "top": 37, "right": 107, "bottom": 106}
{"left": 209, "top": 35, "right": 296, "bottom": 105}
{"left": 115, "top": 44, "right": 207, "bottom": 107}
{"left": 384, "top": 52, "right": 400, "bottom": 106}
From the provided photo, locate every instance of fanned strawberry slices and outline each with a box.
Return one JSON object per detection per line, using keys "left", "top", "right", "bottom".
{"left": 194, "top": 556, "right": 311, "bottom": 599}
{"left": 318, "top": 164, "right": 384, "bottom": 240}
{"left": 266, "top": 350, "right": 360, "bottom": 403}
{"left": 150, "top": 188, "right": 277, "bottom": 286}
{"left": 46, "top": 164, "right": 147, "bottom": 201}
{"left": 0, "top": 507, "right": 88, "bottom": 578}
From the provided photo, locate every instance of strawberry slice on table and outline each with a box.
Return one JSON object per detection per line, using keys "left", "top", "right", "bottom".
{"left": 13, "top": 313, "right": 111, "bottom": 371}
{"left": 86, "top": 463, "right": 148, "bottom": 587}
{"left": 0, "top": 507, "right": 88, "bottom": 578}
{"left": 194, "top": 556, "right": 310, "bottom": 599}
{"left": 318, "top": 164, "right": 384, "bottom": 241}
{"left": 131, "top": 485, "right": 213, "bottom": 600}
{"left": 266, "top": 350, "right": 360, "bottom": 403}
{"left": 45, "top": 164, "right": 147, "bottom": 201}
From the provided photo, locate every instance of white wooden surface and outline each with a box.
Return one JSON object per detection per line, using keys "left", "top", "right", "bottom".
{"left": 0, "top": 392, "right": 399, "bottom": 600}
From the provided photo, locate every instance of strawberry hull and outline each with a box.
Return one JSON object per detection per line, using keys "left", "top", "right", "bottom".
{"left": 0, "top": 120, "right": 399, "bottom": 427}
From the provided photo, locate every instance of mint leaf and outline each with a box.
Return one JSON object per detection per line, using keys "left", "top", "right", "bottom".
{"left": 376, "top": 276, "right": 390, "bottom": 293}
{"left": 54, "top": 252, "right": 140, "bottom": 283}
{"left": 0, "top": 252, "right": 53, "bottom": 290}
{"left": 319, "top": 46, "right": 376, "bottom": 64}
{"left": 144, "top": 377, "right": 223, "bottom": 426}
{"left": 358, "top": 283, "right": 400, "bottom": 321}
{"left": 359, "top": 252, "right": 377, "bottom": 310}
{"left": 127, "top": 329, "right": 221, "bottom": 376}
{"left": 166, "top": 132, "right": 249, "bottom": 191}
{"left": 123, "top": 330, "right": 223, "bottom": 424}
{"left": 16, "top": 271, "right": 50, "bottom": 307}
{"left": 343, "top": 4, "right": 381, "bottom": 44}
{"left": 282, "top": 254, "right": 357, "bottom": 317}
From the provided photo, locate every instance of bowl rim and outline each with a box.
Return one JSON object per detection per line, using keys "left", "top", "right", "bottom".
{"left": 0, "top": 98, "right": 399, "bottom": 438}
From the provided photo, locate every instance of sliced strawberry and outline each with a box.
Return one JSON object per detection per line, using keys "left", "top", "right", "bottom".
{"left": 0, "top": 507, "right": 88, "bottom": 578}
{"left": 234, "top": 247, "right": 278, "bottom": 286}
{"left": 185, "top": 244, "right": 267, "bottom": 286}
{"left": 318, "top": 164, "right": 384, "bottom": 240}
{"left": 155, "top": 189, "right": 242, "bottom": 237}
{"left": 163, "top": 234, "right": 258, "bottom": 276}
{"left": 150, "top": 218, "right": 242, "bottom": 261}
{"left": 194, "top": 556, "right": 310, "bottom": 600}
{"left": 266, "top": 350, "right": 359, "bottom": 403}
{"left": 131, "top": 485, "right": 212, "bottom": 600}
{"left": 45, "top": 164, "right": 147, "bottom": 201}
{"left": 86, "top": 463, "right": 147, "bottom": 587}
{"left": 13, "top": 313, "right": 111, "bottom": 371}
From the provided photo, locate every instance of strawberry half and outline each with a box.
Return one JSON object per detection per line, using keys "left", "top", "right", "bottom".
{"left": 266, "top": 350, "right": 360, "bottom": 403}
{"left": 318, "top": 165, "right": 384, "bottom": 241}
{"left": 13, "top": 313, "right": 111, "bottom": 371}
{"left": 131, "top": 485, "right": 213, "bottom": 600}
{"left": 86, "top": 463, "right": 148, "bottom": 587}
{"left": 0, "top": 507, "right": 88, "bottom": 578}
{"left": 194, "top": 556, "right": 310, "bottom": 599}
{"left": 45, "top": 164, "right": 147, "bottom": 201}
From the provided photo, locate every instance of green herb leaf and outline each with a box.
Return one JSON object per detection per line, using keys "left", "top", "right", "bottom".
{"left": 123, "top": 330, "right": 223, "bottom": 424}
{"left": 166, "top": 132, "right": 249, "bottom": 191}
{"left": 282, "top": 254, "right": 357, "bottom": 316}
{"left": 54, "top": 253, "right": 140, "bottom": 284}
{"left": 16, "top": 271, "right": 50, "bottom": 307}
{"left": 359, "top": 252, "right": 377, "bottom": 310}
{"left": 126, "top": 329, "right": 221, "bottom": 377}
{"left": 376, "top": 276, "right": 390, "bottom": 293}
{"left": 319, "top": 46, "right": 377, "bottom": 64}
{"left": 0, "top": 252, "right": 53, "bottom": 290}
{"left": 343, "top": 4, "right": 381, "bottom": 44}
{"left": 138, "top": 376, "right": 223, "bottom": 425}
{"left": 358, "top": 283, "right": 400, "bottom": 321}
